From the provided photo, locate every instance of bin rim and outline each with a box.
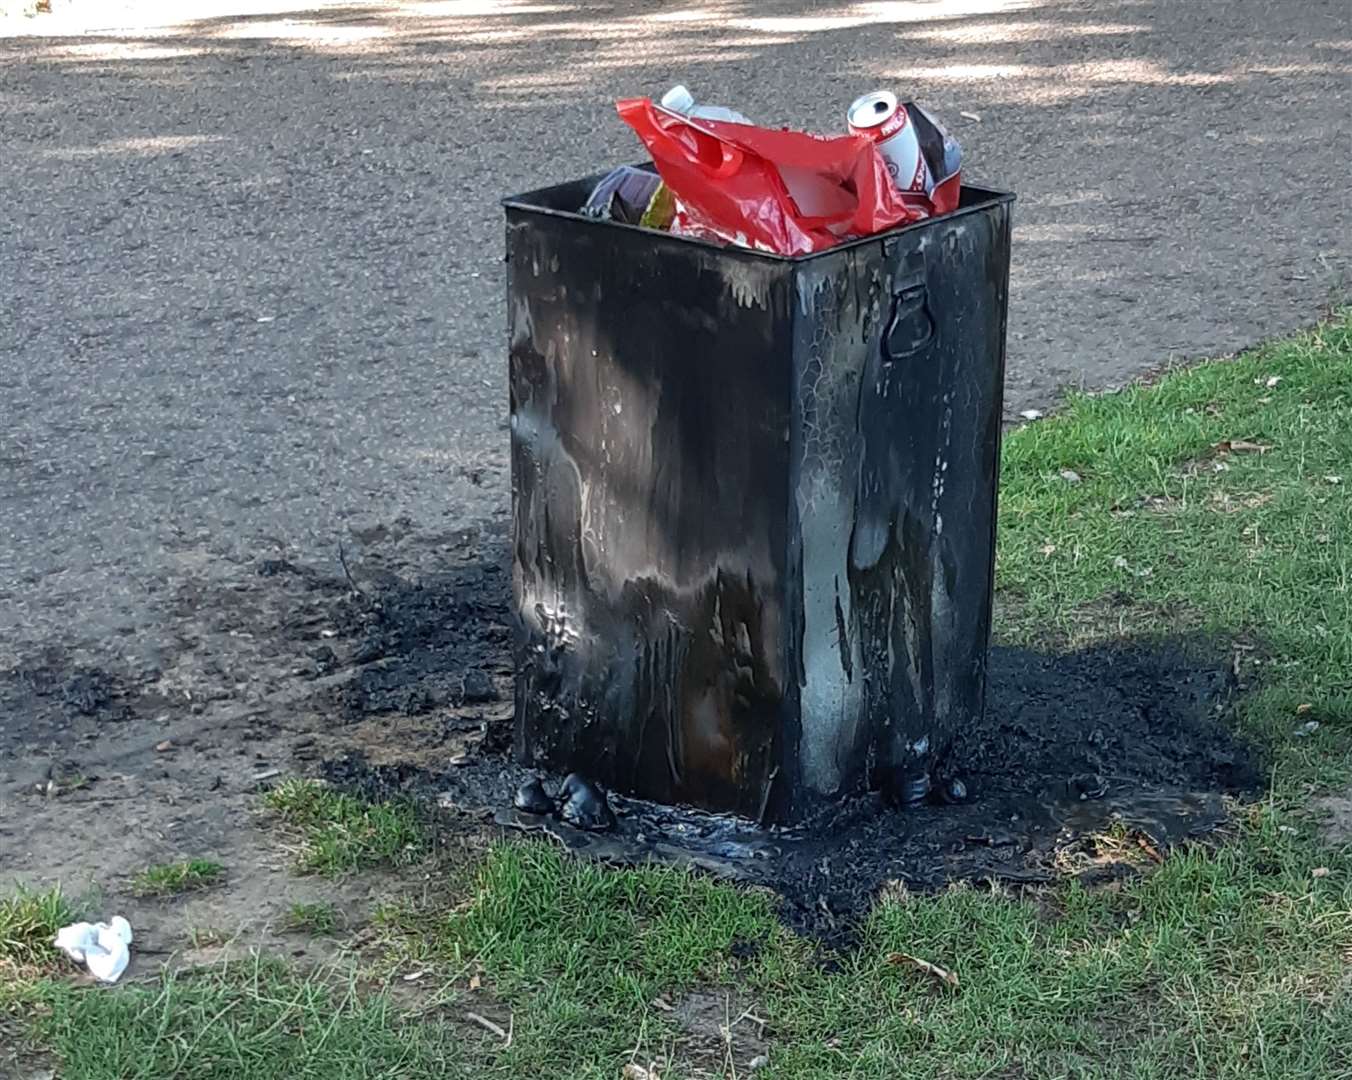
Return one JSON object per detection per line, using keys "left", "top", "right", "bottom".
{"left": 503, "top": 165, "right": 1014, "bottom": 264}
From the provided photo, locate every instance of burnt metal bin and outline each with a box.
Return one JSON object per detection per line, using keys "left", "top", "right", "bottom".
{"left": 506, "top": 171, "right": 1013, "bottom": 825}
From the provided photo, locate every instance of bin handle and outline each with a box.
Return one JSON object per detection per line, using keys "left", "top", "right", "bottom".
{"left": 882, "top": 257, "right": 934, "bottom": 363}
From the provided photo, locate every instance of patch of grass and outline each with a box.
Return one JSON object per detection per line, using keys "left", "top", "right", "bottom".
{"left": 265, "top": 778, "right": 428, "bottom": 876}
{"left": 0, "top": 887, "right": 74, "bottom": 975}
{"left": 369, "top": 826, "right": 1348, "bottom": 1079}
{"left": 30, "top": 954, "right": 468, "bottom": 1079}
{"left": 284, "top": 902, "right": 341, "bottom": 936}
{"left": 994, "top": 315, "right": 1352, "bottom": 787}
{"left": 755, "top": 811, "right": 1352, "bottom": 1078}
{"left": 374, "top": 842, "right": 781, "bottom": 1076}
{"left": 130, "top": 860, "right": 225, "bottom": 897}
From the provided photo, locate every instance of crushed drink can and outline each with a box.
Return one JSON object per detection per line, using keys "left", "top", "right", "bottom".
{"left": 847, "top": 90, "right": 931, "bottom": 195}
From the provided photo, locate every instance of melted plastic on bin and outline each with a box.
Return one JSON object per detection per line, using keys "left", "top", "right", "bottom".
{"left": 507, "top": 181, "right": 1012, "bottom": 824}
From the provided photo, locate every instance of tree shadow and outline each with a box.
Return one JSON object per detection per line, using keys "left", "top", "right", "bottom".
{"left": 5, "top": 0, "right": 1347, "bottom": 425}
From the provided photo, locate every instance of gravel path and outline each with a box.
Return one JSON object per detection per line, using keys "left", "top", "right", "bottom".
{"left": 2, "top": 0, "right": 1348, "bottom": 660}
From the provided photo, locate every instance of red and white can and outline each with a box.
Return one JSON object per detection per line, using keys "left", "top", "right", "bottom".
{"left": 847, "top": 90, "right": 931, "bottom": 195}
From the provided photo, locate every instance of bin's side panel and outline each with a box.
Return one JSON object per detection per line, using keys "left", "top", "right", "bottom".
{"left": 856, "top": 202, "right": 1011, "bottom": 801}
{"left": 780, "top": 251, "right": 887, "bottom": 818}
{"left": 790, "top": 202, "right": 1011, "bottom": 805}
{"left": 507, "top": 210, "right": 798, "bottom": 819}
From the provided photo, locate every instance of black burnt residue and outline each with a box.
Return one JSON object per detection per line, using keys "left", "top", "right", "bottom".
{"left": 0, "top": 653, "right": 134, "bottom": 726}
{"left": 328, "top": 561, "right": 512, "bottom": 718}
{"left": 956, "top": 645, "right": 1258, "bottom": 798}
{"left": 493, "top": 640, "right": 1262, "bottom": 929}
{"left": 505, "top": 177, "right": 1013, "bottom": 824}
{"left": 308, "top": 558, "right": 1260, "bottom": 934}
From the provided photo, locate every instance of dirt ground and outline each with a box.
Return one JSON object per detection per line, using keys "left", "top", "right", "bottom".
{"left": 2, "top": 0, "right": 1348, "bottom": 962}
{"left": 1, "top": 520, "right": 1262, "bottom": 957}
{"left": 0, "top": 524, "right": 516, "bottom": 961}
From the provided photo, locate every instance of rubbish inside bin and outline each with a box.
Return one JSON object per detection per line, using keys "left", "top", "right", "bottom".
{"left": 658, "top": 83, "right": 753, "bottom": 125}
{"left": 602, "top": 89, "right": 961, "bottom": 255}
{"left": 580, "top": 165, "right": 667, "bottom": 226}
{"left": 847, "top": 91, "right": 962, "bottom": 213}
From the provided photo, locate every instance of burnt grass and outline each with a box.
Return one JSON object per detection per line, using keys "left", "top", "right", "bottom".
{"left": 0, "top": 655, "right": 135, "bottom": 727}
{"left": 303, "top": 544, "right": 1262, "bottom": 936}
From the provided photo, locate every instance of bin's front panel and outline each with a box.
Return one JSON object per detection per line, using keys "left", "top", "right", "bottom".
{"left": 790, "top": 201, "right": 1012, "bottom": 805}
{"left": 508, "top": 210, "right": 797, "bottom": 819}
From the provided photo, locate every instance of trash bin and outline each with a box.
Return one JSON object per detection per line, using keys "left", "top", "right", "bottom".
{"left": 506, "top": 170, "right": 1013, "bottom": 825}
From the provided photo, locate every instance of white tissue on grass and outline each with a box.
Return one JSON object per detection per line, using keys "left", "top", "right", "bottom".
{"left": 53, "top": 916, "right": 133, "bottom": 983}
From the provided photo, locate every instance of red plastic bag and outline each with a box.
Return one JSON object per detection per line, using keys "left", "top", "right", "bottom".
{"left": 616, "top": 97, "right": 931, "bottom": 256}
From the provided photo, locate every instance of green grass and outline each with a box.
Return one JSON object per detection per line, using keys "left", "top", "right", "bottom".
{"left": 264, "top": 778, "right": 429, "bottom": 876}
{"left": 0, "top": 887, "right": 74, "bottom": 976}
{"left": 130, "top": 860, "right": 225, "bottom": 898}
{"left": 362, "top": 825, "right": 1350, "bottom": 1079}
{"left": 22, "top": 955, "right": 467, "bottom": 1078}
{"left": 284, "top": 902, "right": 341, "bottom": 936}
{"left": 996, "top": 317, "right": 1352, "bottom": 792}
{"left": 7, "top": 315, "right": 1352, "bottom": 1078}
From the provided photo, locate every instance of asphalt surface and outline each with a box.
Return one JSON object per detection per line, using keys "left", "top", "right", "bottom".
{"left": 1, "top": 0, "right": 1349, "bottom": 664}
